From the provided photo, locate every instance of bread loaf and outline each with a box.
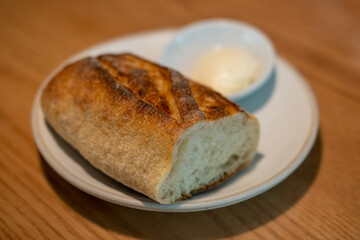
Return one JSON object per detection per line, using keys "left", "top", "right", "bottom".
{"left": 41, "top": 53, "right": 259, "bottom": 204}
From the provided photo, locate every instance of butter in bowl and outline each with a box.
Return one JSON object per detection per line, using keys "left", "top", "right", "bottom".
{"left": 160, "top": 19, "right": 276, "bottom": 101}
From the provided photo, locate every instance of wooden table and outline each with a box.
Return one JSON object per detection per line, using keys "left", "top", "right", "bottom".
{"left": 1, "top": 0, "right": 359, "bottom": 239}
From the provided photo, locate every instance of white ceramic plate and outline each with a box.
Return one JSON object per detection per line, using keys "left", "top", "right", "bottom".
{"left": 32, "top": 29, "right": 319, "bottom": 212}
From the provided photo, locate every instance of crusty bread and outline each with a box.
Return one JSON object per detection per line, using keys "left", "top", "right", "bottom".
{"left": 41, "top": 53, "right": 259, "bottom": 204}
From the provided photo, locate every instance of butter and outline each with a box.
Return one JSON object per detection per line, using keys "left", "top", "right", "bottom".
{"left": 191, "top": 47, "right": 258, "bottom": 95}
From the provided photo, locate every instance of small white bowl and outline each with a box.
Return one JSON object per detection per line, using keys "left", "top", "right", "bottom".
{"left": 160, "top": 19, "right": 276, "bottom": 101}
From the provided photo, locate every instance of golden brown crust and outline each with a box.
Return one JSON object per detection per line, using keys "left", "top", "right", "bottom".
{"left": 93, "top": 53, "right": 242, "bottom": 124}
{"left": 189, "top": 80, "right": 248, "bottom": 121}
{"left": 41, "top": 53, "right": 249, "bottom": 202}
{"left": 41, "top": 56, "right": 184, "bottom": 200}
{"left": 96, "top": 54, "right": 207, "bottom": 127}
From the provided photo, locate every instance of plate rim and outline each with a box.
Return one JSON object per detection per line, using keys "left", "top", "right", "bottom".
{"left": 31, "top": 29, "right": 319, "bottom": 212}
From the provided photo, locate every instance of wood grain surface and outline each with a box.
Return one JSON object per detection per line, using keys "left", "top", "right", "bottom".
{"left": 1, "top": 0, "right": 359, "bottom": 239}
